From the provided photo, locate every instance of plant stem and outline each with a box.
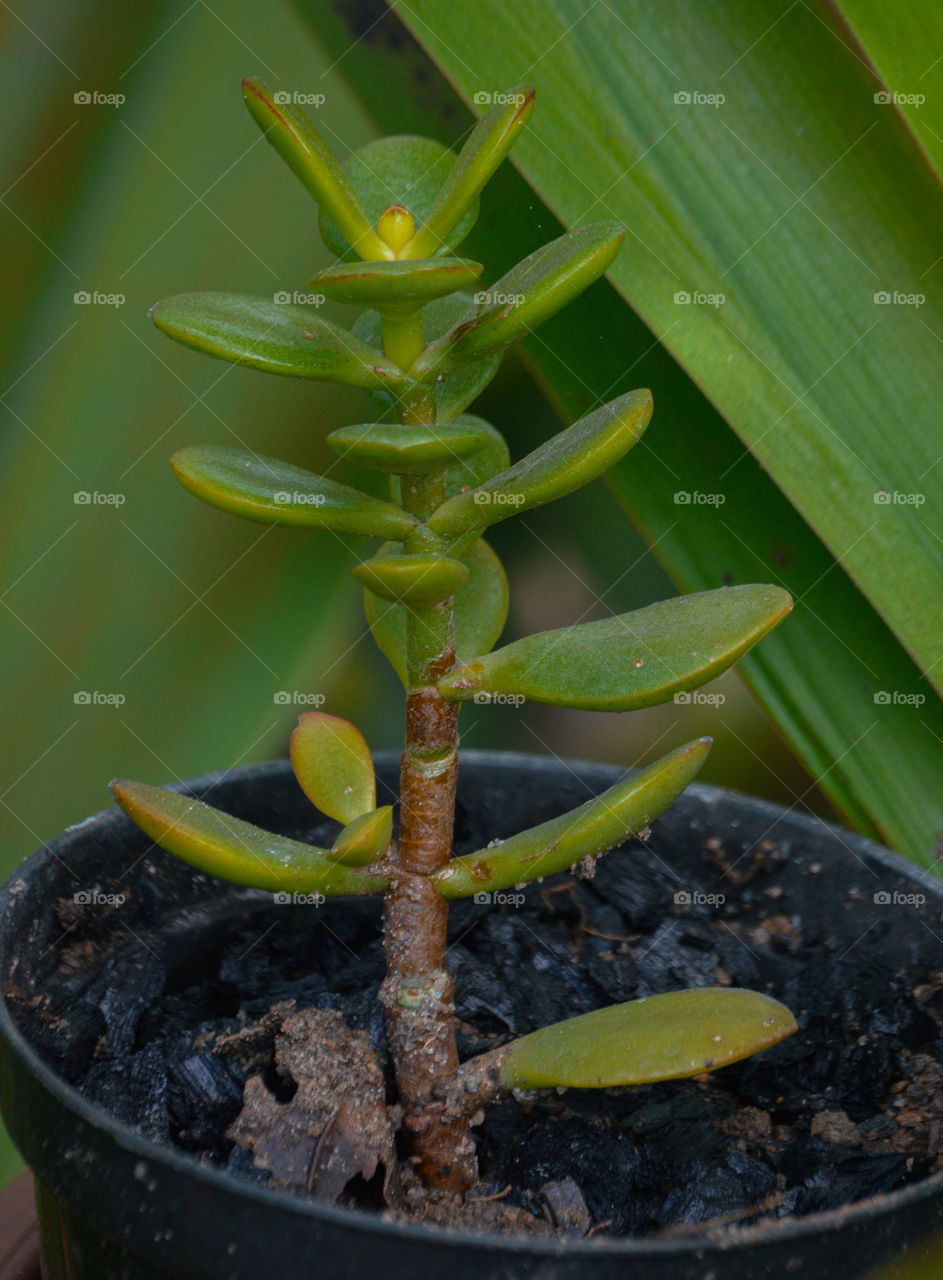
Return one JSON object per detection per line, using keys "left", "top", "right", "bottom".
{"left": 378, "top": 311, "right": 476, "bottom": 1192}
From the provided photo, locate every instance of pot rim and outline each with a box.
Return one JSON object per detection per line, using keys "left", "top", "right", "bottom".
{"left": 3, "top": 749, "right": 943, "bottom": 1259}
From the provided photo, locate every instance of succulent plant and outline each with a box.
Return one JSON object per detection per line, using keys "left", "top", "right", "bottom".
{"left": 111, "top": 79, "right": 797, "bottom": 1196}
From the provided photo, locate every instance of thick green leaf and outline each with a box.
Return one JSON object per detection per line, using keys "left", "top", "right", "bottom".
{"left": 110, "top": 779, "right": 388, "bottom": 896}
{"left": 366, "top": 537, "right": 508, "bottom": 685}
{"left": 353, "top": 552, "right": 469, "bottom": 605}
{"left": 301, "top": 0, "right": 943, "bottom": 865}
{"left": 439, "top": 585, "right": 792, "bottom": 710}
{"left": 331, "top": 806, "right": 393, "bottom": 865}
{"left": 406, "top": 85, "right": 535, "bottom": 259}
{"left": 308, "top": 257, "right": 482, "bottom": 312}
{"left": 501, "top": 989, "right": 797, "bottom": 1090}
{"left": 319, "top": 135, "right": 479, "bottom": 261}
{"left": 435, "top": 738, "right": 710, "bottom": 898}
{"left": 413, "top": 224, "right": 624, "bottom": 376}
{"left": 392, "top": 1, "right": 943, "bottom": 705}
{"left": 242, "top": 77, "right": 387, "bottom": 260}
{"left": 354, "top": 293, "right": 502, "bottom": 420}
{"left": 151, "top": 293, "right": 401, "bottom": 389}
{"left": 327, "top": 421, "right": 492, "bottom": 475}
{"left": 428, "top": 390, "right": 651, "bottom": 538}
{"left": 289, "top": 711, "right": 376, "bottom": 825}
{"left": 171, "top": 445, "right": 417, "bottom": 539}
{"left": 440, "top": 415, "right": 511, "bottom": 499}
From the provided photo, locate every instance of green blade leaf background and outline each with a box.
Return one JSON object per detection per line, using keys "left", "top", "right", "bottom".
{"left": 299, "top": 0, "right": 943, "bottom": 865}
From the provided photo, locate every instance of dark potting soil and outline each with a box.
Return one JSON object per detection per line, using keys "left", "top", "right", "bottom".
{"left": 10, "top": 765, "right": 943, "bottom": 1241}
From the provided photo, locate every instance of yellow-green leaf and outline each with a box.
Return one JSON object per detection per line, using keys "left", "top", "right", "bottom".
{"left": 289, "top": 712, "right": 376, "bottom": 825}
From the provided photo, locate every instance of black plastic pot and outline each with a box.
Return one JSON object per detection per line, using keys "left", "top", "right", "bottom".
{"left": 2, "top": 751, "right": 943, "bottom": 1280}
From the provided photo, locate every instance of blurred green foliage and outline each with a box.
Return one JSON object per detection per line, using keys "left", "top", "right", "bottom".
{"left": 0, "top": 0, "right": 821, "bottom": 1184}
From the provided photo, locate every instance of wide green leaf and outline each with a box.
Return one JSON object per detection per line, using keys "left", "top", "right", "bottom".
{"left": 171, "top": 445, "right": 417, "bottom": 539}
{"left": 327, "top": 421, "right": 492, "bottom": 475}
{"left": 298, "top": 0, "right": 943, "bottom": 867}
{"left": 427, "top": 390, "right": 651, "bottom": 539}
{"left": 413, "top": 224, "right": 624, "bottom": 376}
{"left": 392, "top": 0, "right": 943, "bottom": 704}
{"left": 308, "top": 258, "right": 482, "bottom": 312}
{"left": 151, "top": 293, "right": 401, "bottom": 389}
{"left": 242, "top": 77, "right": 387, "bottom": 260}
{"left": 331, "top": 807, "right": 393, "bottom": 866}
{"left": 353, "top": 552, "right": 469, "bottom": 605}
{"left": 439, "top": 585, "right": 791, "bottom": 710}
{"left": 354, "top": 293, "right": 502, "bottom": 420}
{"left": 319, "top": 135, "right": 479, "bottom": 261}
{"left": 435, "top": 738, "right": 710, "bottom": 898}
{"left": 365, "top": 537, "right": 508, "bottom": 685}
{"left": 110, "top": 780, "right": 388, "bottom": 896}
{"left": 289, "top": 711, "right": 375, "bottom": 825}
{"left": 405, "top": 85, "right": 535, "bottom": 259}
{"left": 501, "top": 989, "right": 797, "bottom": 1090}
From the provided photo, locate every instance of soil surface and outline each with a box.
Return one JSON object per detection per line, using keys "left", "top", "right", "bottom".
{"left": 9, "top": 762, "right": 943, "bottom": 1240}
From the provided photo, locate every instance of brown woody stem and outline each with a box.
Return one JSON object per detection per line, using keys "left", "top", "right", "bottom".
{"left": 379, "top": 313, "right": 476, "bottom": 1192}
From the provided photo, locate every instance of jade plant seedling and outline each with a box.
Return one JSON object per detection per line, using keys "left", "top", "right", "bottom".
{"left": 111, "top": 80, "right": 797, "bottom": 1196}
